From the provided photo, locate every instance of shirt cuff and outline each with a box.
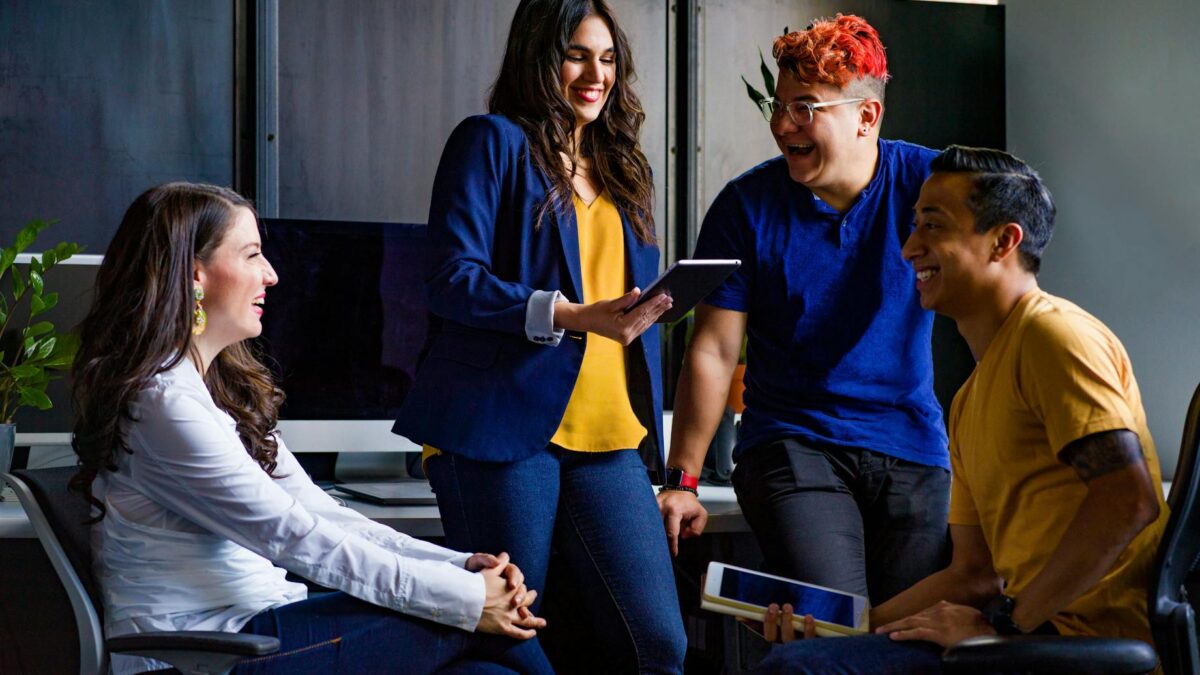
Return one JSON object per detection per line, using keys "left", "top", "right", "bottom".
{"left": 399, "top": 559, "right": 487, "bottom": 632}
{"left": 525, "top": 289, "right": 566, "bottom": 346}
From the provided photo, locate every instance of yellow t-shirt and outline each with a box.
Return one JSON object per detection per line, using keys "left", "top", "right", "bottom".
{"left": 548, "top": 192, "right": 647, "bottom": 452}
{"left": 422, "top": 192, "right": 645, "bottom": 466}
{"left": 948, "top": 289, "right": 1167, "bottom": 644}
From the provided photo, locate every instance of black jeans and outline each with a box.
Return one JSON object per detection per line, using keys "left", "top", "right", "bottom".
{"left": 732, "top": 438, "right": 951, "bottom": 605}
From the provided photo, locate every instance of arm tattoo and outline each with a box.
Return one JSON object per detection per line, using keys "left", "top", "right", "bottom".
{"left": 1058, "top": 429, "right": 1146, "bottom": 482}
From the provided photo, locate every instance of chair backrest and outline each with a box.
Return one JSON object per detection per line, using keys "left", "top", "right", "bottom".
{"left": 3, "top": 467, "right": 106, "bottom": 675}
{"left": 1150, "top": 382, "right": 1200, "bottom": 675}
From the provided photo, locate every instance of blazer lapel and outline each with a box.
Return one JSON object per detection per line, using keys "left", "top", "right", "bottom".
{"left": 553, "top": 203, "right": 585, "bottom": 303}
{"left": 621, "top": 212, "right": 657, "bottom": 291}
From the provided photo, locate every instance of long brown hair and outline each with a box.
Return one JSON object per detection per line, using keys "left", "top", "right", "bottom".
{"left": 489, "top": 0, "right": 655, "bottom": 243}
{"left": 70, "top": 182, "right": 284, "bottom": 518}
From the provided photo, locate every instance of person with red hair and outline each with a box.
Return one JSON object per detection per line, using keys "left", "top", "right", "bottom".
{"left": 660, "top": 13, "right": 952, "bottom": 620}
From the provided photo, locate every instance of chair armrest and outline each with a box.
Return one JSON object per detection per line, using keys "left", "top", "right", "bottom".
{"left": 107, "top": 630, "right": 280, "bottom": 656}
{"left": 942, "top": 635, "right": 1158, "bottom": 675}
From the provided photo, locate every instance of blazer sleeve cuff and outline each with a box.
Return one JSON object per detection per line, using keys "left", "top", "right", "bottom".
{"left": 525, "top": 290, "right": 566, "bottom": 346}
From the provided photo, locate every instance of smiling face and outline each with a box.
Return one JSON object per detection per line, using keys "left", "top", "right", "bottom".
{"left": 902, "top": 172, "right": 1003, "bottom": 319}
{"left": 194, "top": 206, "right": 278, "bottom": 351}
{"left": 560, "top": 14, "right": 616, "bottom": 132}
{"left": 771, "top": 71, "right": 875, "bottom": 200}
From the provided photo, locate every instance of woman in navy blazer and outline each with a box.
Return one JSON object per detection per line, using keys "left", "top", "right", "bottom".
{"left": 393, "top": 0, "right": 687, "bottom": 671}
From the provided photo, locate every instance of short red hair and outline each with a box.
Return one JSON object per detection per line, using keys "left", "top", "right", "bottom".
{"left": 772, "top": 14, "right": 889, "bottom": 89}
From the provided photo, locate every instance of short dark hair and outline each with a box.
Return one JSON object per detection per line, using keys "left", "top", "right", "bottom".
{"left": 930, "top": 145, "right": 1056, "bottom": 274}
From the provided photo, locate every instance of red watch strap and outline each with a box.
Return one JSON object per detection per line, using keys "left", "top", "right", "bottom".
{"left": 667, "top": 466, "right": 700, "bottom": 485}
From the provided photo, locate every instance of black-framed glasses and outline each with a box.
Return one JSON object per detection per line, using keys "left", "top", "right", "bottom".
{"left": 756, "top": 97, "right": 866, "bottom": 125}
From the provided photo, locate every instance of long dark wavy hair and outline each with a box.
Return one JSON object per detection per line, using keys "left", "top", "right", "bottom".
{"left": 489, "top": 0, "right": 656, "bottom": 243}
{"left": 70, "top": 182, "right": 285, "bottom": 518}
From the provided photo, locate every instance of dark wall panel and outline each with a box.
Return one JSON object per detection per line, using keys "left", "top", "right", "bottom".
{"left": 277, "top": 0, "right": 669, "bottom": 238}
{"left": 0, "top": 0, "right": 235, "bottom": 250}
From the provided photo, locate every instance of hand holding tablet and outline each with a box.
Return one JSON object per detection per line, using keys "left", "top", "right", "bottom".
{"left": 701, "top": 562, "right": 870, "bottom": 637}
{"left": 623, "top": 259, "right": 741, "bottom": 323}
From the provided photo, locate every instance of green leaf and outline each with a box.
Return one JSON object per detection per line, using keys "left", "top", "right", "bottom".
{"left": 42, "top": 332, "right": 78, "bottom": 369}
{"left": 759, "top": 48, "right": 775, "bottom": 98}
{"left": 23, "top": 321, "right": 53, "bottom": 339}
{"left": 22, "top": 334, "right": 36, "bottom": 357}
{"left": 29, "top": 268, "right": 43, "bottom": 295}
{"left": 18, "top": 387, "right": 52, "bottom": 410}
{"left": 33, "top": 336, "right": 56, "bottom": 361}
{"left": 30, "top": 293, "right": 44, "bottom": 316}
{"left": 741, "top": 76, "right": 766, "bottom": 105}
{"left": 42, "top": 248, "right": 57, "bottom": 267}
{"left": 54, "top": 241, "right": 81, "bottom": 263}
{"left": 31, "top": 292, "right": 56, "bottom": 317}
{"left": 13, "top": 219, "right": 49, "bottom": 254}
{"left": 8, "top": 364, "right": 40, "bottom": 380}
{"left": 0, "top": 247, "right": 14, "bottom": 278}
{"left": 10, "top": 266, "right": 25, "bottom": 297}
{"left": 29, "top": 256, "right": 42, "bottom": 275}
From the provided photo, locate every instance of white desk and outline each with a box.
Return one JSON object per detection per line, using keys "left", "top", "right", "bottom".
{"left": 0, "top": 484, "right": 748, "bottom": 540}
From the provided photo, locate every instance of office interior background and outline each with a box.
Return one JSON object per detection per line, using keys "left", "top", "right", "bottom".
{"left": 1, "top": 0, "right": 1198, "bottom": 671}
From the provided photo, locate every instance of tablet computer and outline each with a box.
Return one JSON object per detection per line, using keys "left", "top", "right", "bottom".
{"left": 701, "top": 562, "right": 870, "bottom": 637}
{"left": 623, "top": 259, "right": 741, "bottom": 323}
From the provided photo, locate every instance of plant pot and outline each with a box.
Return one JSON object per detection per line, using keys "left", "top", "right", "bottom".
{"left": 0, "top": 423, "right": 13, "bottom": 501}
{"left": 727, "top": 363, "right": 747, "bottom": 413}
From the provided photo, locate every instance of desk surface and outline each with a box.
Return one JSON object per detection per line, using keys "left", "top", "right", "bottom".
{"left": 0, "top": 484, "right": 747, "bottom": 540}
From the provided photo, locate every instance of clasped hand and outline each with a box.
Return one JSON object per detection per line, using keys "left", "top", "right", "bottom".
{"left": 466, "top": 552, "right": 546, "bottom": 639}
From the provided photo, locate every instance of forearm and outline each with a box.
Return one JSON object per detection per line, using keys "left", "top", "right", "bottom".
{"left": 1010, "top": 474, "right": 1159, "bottom": 630}
{"left": 668, "top": 350, "right": 738, "bottom": 476}
{"left": 552, "top": 301, "right": 587, "bottom": 332}
{"left": 871, "top": 565, "right": 1001, "bottom": 627}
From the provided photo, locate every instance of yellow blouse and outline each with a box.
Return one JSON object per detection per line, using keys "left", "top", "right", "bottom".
{"left": 548, "top": 192, "right": 646, "bottom": 452}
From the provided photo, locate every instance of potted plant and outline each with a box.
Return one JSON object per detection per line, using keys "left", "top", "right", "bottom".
{"left": 0, "top": 219, "right": 82, "bottom": 485}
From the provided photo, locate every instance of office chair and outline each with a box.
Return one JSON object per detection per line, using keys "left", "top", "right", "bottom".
{"left": 2, "top": 466, "right": 279, "bottom": 675}
{"left": 942, "top": 380, "right": 1200, "bottom": 675}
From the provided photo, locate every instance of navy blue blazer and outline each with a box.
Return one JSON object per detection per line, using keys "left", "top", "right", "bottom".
{"left": 392, "top": 115, "right": 665, "bottom": 476}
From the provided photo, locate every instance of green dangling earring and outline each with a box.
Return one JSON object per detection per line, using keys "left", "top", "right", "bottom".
{"left": 192, "top": 286, "right": 207, "bottom": 336}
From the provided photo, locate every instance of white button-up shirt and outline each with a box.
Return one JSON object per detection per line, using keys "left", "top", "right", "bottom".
{"left": 93, "top": 359, "right": 485, "bottom": 674}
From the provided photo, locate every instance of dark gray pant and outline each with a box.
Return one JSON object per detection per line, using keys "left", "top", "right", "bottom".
{"left": 731, "top": 438, "right": 951, "bottom": 605}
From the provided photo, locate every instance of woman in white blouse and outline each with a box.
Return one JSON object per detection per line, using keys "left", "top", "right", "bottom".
{"left": 68, "top": 182, "right": 553, "bottom": 674}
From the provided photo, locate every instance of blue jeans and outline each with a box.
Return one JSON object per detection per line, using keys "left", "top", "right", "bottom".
{"left": 753, "top": 634, "right": 944, "bottom": 674}
{"left": 427, "top": 447, "right": 687, "bottom": 674}
{"left": 233, "top": 591, "right": 553, "bottom": 674}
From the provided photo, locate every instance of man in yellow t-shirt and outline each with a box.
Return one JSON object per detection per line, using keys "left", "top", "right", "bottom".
{"left": 755, "top": 146, "right": 1166, "bottom": 674}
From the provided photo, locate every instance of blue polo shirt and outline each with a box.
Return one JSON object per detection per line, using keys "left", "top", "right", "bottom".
{"left": 693, "top": 140, "right": 948, "bottom": 469}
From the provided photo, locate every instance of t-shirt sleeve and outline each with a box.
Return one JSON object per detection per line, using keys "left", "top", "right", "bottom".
{"left": 946, "top": 391, "right": 981, "bottom": 526}
{"left": 1017, "top": 313, "right": 1140, "bottom": 457}
{"left": 692, "top": 183, "right": 754, "bottom": 312}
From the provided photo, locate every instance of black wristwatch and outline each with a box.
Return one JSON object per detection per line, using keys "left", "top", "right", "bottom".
{"left": 980, "top": 593, "right": 1024, "bottom": 636}
{"left": 659, "top": 466, "right": 699, "bottom": 496}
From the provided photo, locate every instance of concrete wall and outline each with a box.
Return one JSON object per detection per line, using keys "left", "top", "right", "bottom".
{"left": 1005, "top": 0, "right": 1200, "bottom": 477}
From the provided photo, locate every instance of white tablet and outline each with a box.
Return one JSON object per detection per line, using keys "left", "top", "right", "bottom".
{"left": 701, "top": 562, "right": 870, "bottom": 637}
{"left": 623, "top": 259, "right": 741, "bottom": 323}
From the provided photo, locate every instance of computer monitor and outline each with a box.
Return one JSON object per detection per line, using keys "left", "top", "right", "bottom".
{"left": 6, "top": 254, "right": 103, "bottom": 446}
{"left": 256, "top": 219, "right": 430, "bottom": 455}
